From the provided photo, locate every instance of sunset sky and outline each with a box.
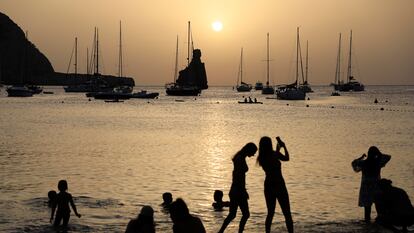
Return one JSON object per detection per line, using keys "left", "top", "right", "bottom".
{"left": 2, "top": 0, "right": 413, "bottom": 85}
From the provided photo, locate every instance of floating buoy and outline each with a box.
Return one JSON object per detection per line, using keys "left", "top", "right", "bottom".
{"left": 307, "top": 97, "right": 310, "bottom": 100}
{"left": 331, "top": 106, "right": 335, "bottom": 108}
{"left": 286, "top": 103, "right": 289, "bottom": 106}
{"left": 88, "top": 98, "right": 91, "bottom": 101}
{"left": 306, "top": 104, "right": 309, "bottom": 107}
{"left": 380, "top": 107, "right": 384, "bottom": 111}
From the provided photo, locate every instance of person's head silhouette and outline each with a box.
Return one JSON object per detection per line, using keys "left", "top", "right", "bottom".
{"left": 58, "top": 180, "right": 68, "bottom": 192}
{"left": 162, "top": 192, "right": 173, "bottom": 205}
{"left": 214, "top": 190, "right": 223, "bottom": 202}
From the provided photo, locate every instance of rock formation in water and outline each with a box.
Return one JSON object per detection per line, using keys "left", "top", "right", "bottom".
{"left": 176, "top": 49, "right": 208, "bottom": 89}
{"left": 0, "top": 12, "right": 54, "bottom": 84}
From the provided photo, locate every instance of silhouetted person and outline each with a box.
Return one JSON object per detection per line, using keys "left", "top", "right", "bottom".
{"left": 248, "top": 97, "right": 253, "bottom": 103}
{"left": 161, "top": 192, "right": 173, "bottom": 210}
{"left": 254, "top": 98, "right": 257, "bottom": 103}
{"left": 169, "top": 198, "right": 205, "bottom": 233}
{"left": 125, "top": 205, "right": 155, "bottom": 233}
{"left": 50, "top": 180, "right": 81, "bottom": 227}
{"left": 352, "top": 146, "right": 391, "bottom": 222}
{"left": 48, "top": 190, "right": 57, "bottom": 208}
{"left": 257, "top": 136, "right": 293, "bottom": 233}
{"left": 375, "top": 179, "right": 414, "bottom": 233}
{"left": 244, "top": 98, "right": 247, "bottom": 103}
{"left": 218, "top": 142, "right": 258, "bottom": 233}
{"left": 212, "top": 190, "right": 230, "bottom": 211}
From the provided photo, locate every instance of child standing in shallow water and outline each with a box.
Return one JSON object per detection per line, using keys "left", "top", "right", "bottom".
{"left": 50, "top": 180, "right": 81, "bottom": 227}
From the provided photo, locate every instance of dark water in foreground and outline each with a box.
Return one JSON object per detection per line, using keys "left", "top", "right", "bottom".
{"left": 0, "top": 86, "right": 413, "bottom": 232}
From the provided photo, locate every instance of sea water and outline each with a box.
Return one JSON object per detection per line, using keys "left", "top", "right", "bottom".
{"left": 0, "top": 86, "right": 413, "bottom": 232}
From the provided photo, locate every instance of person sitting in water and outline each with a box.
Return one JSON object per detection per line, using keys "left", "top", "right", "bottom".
{"left": 50, "top": 180, "right": 81, "bottom": 227}
{"left": 48, "top": 190, "right": 57, "bottom": 208}
{"left": 212, "top": 190, "right": 230, "bottom": 211}
{"left": 375, "top": 178, "right": 414, "bottom": 233}
{"left": 169, "top": 198, "right": 206, "bottom": 233}
{"left": 161, "top": 192, "right": 173, "bottom": 210}
{"left": 125, "top": 205, "right": 155, "bottom": 233}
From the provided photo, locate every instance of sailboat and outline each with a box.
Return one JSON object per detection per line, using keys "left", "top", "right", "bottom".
{"left": 334, "top": 30, "right": 364, "bottom": 92}
{"left": 299, "top": 40, "right": 313, "bottom": 93}
{"left": 7, "top": 32, "right": 35, "bottom": 97}
{"left": 65, "top": 28, "right": 111, "bottom": 93}
{"left": 166, "top": 21, "right": 207, "bottom": 96}
{"left": 331, "top": 33, "right": 342, "bottom": 96}
{"left": 276, "top": 27, "right": 306, "bottom": 100}
{"left": 235, "top": 48, "right": 252, "bottom": 92}
{"left": 261, "top": 33, "right": 275, "bottom": 94}
{"left": 345, "top": 30, "right": 364, "bottom": 91}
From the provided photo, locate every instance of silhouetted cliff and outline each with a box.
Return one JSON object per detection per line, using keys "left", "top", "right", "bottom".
{"left": 0, "top": 12, "right": 54, "bottom": 84}
{"left": 0, "top": 12, "right": 134, "bottom": 86}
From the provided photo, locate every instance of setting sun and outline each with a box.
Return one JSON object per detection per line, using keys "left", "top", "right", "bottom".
{"left": 212, "top": 21, "right": 223, "bottom": 32}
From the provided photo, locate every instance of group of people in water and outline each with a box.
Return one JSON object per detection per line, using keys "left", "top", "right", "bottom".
{"left": 47, "top": 138, "right": 413, "bottom": 233}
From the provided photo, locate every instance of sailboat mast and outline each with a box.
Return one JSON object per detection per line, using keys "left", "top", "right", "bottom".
{"left": 96, "top": 28, "right": 99, "bottom": 75}
{"left": 118, "top": 21, "right": 123, "bottom": 77}
{"left": 187, "top": 21, "right": 190, "bottom": 66}
{"left": 347, "top": 30, "right": 353, "bottom": 82}
{"left": 296, "top": 27, "right": 299, "bottom": 84}
{"left": 86, "top": 48, "right": 89, "bottom": 75}
{"left": 266, "top": 33, "right": 269, "bottom": 86}
{"left": 75, "top": 37, "right": 77, "bottom": 75}
{"left": 174, "top": 35, "right": 179, "bottom": 82}
{"left": 305, "top": 40, "right": 309, "bottom": 83}
{"left": 335, "top": 33, "right": 342, "bottom": 85}
{"left": 240, "top": 48, "right": 243, "bottom": 84}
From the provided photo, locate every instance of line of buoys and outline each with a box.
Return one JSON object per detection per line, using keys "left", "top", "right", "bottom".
{"left": 280, "top": 103, "right": 414, "bottom": 113}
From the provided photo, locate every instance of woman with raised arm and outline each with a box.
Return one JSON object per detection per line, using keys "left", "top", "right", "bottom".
{"left": 352, "top": 146, "right": 391, "bottom": 222}
{"left": 218, "top": 142, "right": 257, "bottom": 233}
{"left": 257, "top": 136, "right": 293, "bottom": 233}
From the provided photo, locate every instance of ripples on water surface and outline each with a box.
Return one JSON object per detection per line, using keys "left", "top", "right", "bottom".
{"left": 0, "top": 86, "right": 413, "bottom": 232}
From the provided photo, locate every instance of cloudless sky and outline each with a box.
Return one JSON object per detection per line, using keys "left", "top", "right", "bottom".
{"left": 2, "top": 0, "right": 413, "bottom": 85}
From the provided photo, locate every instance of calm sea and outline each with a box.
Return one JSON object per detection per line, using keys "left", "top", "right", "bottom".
{"left": 0, "top": 85, "right": 413, "bottom": 233}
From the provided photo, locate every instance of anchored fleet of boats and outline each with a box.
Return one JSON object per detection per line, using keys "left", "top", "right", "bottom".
{"left": 3, "top": 24, "right": 365, "bottom": 100}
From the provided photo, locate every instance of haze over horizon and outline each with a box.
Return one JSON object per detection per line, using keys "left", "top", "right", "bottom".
{"left": 2, "top": 0, "right": 413, "bottom": 85}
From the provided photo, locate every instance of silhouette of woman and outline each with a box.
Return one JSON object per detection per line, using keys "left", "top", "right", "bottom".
{"left": 257, "top": 136, "right": 293, "bottom": 233}
{"left": 218, "top": 142, "right": 257, "bottom": 233}
{"left": 352, "top": 146, "right": 391, "bottom": 222}
{"left": 169, "top": 198, "right": 206, "bottom": 233}
{"left": 50, "top": 180, "right": 81, "bottom": 227}
{"left": 125, "top": 205, "right": 155, "bottom": 233}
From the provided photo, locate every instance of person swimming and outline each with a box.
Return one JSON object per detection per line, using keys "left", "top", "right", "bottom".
{"left": 161, "top": 192, "right": 173, "bottom": 210}
{"left": 212, "top": 190, "right": 230, "bottom": 211}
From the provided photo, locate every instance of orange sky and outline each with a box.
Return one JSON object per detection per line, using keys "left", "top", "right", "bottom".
{"left": 2, "top": 0, "right": 414, "bottom": 85}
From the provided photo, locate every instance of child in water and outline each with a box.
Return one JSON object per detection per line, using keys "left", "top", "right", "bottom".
{"left": 47, "top": 190, "right": 57, "bottom": 208}
{"left": 212, "top": 190, "right": 230, "bottom": 211}
{"left": 161, "top": 192, "right": 173, "bottom": 210}
{"left": 50, "top": 180, "right": 81, "bottom": 227}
